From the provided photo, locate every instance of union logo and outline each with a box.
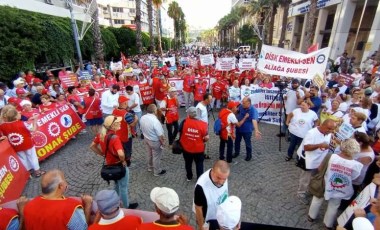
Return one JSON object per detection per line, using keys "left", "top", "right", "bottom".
{"left": 9, "top": 156, "right": 19, "bottom": 172}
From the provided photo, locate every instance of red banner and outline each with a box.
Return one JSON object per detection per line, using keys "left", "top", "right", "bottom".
{"left": 139, "top": 84, "right": 154, "bottom": 105}
{"left": 59, "top": 73, "right": 79, "bottom": 89}
{"left": 0, "top": 140, "right": 29, "bottom": 204}
{"left": 31, "top": 104, "right": 85, "bottom": 161}
{"left": 340, "top": 73, "right": 355, "bottom": 87}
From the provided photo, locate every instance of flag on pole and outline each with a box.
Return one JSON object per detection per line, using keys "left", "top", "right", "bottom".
{"left": 121, "top": 52, "right": 128, "bottom": 66}
{"left": 307, "top": 43, "right": 319, "bottom": 53}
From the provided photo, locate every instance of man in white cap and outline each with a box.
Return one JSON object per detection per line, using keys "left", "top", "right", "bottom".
{"left": 214, "top": 196, "right": 242, "bottom": 230}
{"left": 138, "top": 187, "right": 192, "bottom": 230}
{"left": 90, "top": 190, "right": 142, "bottom": 229}
{"left": 160, "top": 87, "right": 180, "bottom": 147}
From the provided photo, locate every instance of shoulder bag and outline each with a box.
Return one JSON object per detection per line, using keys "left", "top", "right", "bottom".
{"left": 308, "top": 154, "right": 332, "bottom": 198}
{"left": 100, "top": 134, "right": 126, "bottom": 184}
{"left": 81, "top": 97, "right": 95, "bottom": 123}
{"left": 172, "top": 119, "right": 186, "bottom": 154}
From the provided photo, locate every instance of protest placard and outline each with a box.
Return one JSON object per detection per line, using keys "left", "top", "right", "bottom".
{"left": 0, "top": 140, "right": 29, "bottom": 204}
{"left": 257, "top": 45, "right": 330, "bottom": 79}
{"left": 200, "top": 54, "right": 215, "bottom": 66}
{"left": 238, "top": 58, "right": 256, "bottom": 71}
{"left": 339, "top": 73, "right": 355, "bottom": 87}
{"left": 59, "top": 72, "right": 79, "bottom": 89}
{"left": 312, "top": 73, "right": 325, "bottom": 88}
{"left": 164, "top": 56, "right": 176, "bottom": 67}
{"left": 216, "top": 58, "right": 235, "bottom": 71}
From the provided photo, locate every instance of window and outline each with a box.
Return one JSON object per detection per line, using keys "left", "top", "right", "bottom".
{"left": 130, "top": 20, "right": 135, "bottom": 24}
{"left": 130, "top": 9, "right": 136, "bottom": 13}
{"left": 112, "top": 7, "right": 123, "bottom": 13}
{"left": 103, "top": 7, "right": 107, "bottom": 11}
{"left": 114, "top": 19, "right": 125, "bottom": 24}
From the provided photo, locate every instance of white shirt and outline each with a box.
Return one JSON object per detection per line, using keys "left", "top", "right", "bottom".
{"left": 140, "top": 113, "right": 164, "bottom": 141}
{"left": 101, "top": 90, "right": 119, "bottom": 115}
{"left": 297, "top": 127, "right": 332, "bottom": 169}
{"left": 288, "top": 109, "right": 318, "bottom": 138}
{"left": 226, "top": 112, "right": 238, "bottom": 135}
{"left": 353, "top": 150, "right": 375, "bottom": 185}
{"left": 126, "top": 92, "right": 142, "bottom": 113}
{"left": 228, "top": 86, "right": 241, "bottom": 102}
{"left": 325, "top": 109, "right": 344, "bottom": 118}
{"left": 98, "top": 209, "right": 124, "bottom": 224}
{"left": 333, "top": 84, "right": 348, "bottom": 95}
{"left": 196, "top": 102, "right": 208, "bottom": 124}
{"left": 284, "top": 88, "right": 304, "bottom": 115}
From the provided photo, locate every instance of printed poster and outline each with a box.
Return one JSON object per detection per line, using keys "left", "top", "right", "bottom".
{"left": 200, "top": 54, "right": 215, "bottom": 66}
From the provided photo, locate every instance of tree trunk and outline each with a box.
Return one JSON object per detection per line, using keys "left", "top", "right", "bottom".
{"left": 147, "top": 0, "right": 155, "bottom": 53}
{"left": 173, "top": 20, "right": 178, "bottom": 50}
{"left": 278, "top": 1, "right": 290, "bottom": 48}
{"left": 91, "top": 0, "right": 104, "bottom": 67}
{"left": 156, "top": 8, "right": 163, "bottom": 55}
{"left": 304, "top": 0, "right": 318, "bottom": 53}
{"left": 135, "top": 0, "right": 143, "bottom": 53}
{"left": 268, "top": 4, "right": 277, "bottom": 46}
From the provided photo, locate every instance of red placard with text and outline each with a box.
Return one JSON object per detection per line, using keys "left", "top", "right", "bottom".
{"left": 31, "top": 104, "right": 85, "bottom": 161}
{"left": 0, "top": 140, "right": 29, "bottom": 204}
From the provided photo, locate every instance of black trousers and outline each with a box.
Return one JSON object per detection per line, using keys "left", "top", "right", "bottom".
{"left": 182, "top": 151, "right": 204, "bottom": 180}
{"left": 166, "top": 121, "right": 179, "bottom": 145}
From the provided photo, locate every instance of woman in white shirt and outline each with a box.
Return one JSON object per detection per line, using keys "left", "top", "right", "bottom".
{"left": 353, "top": 132, "right": 375, "bottom": 187}
{"left": 325, "top": 100, "right": 344, "bottom": 118}
{"left": 308, "top": 138, "right": 363, "bottom": 229}
{"left": 285, "top": 101, "right": 319, "bottom": 161}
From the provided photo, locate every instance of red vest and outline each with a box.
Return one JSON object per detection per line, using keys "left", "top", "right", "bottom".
{"left": 24, "top": 196, "right": 82, "bottom": 230}
{"left": 219, "top": 108, "right": 234, "bottom": 140}
{"left": 89, "top": 215, "right": 142, "bottom": 230}
{"left": 0, "top": 208, "right": 18, "bottom": 230}
{"left": 0, "top": 120, "right": 34, "bottom": 151}
{"left": 193, "top": 82, "right": 207, "bottom": 101}
{"left": 84, "top": 96, "right": 102, "bottom": 119}
{"left": 164, "top": 97, "right": 179, "bottom": 124}
{"left": 180, "top": 118, "right": 208, "bottom": 153}
{"left": 113, "top": 109, "right": 130, "bottom": 142}
{"left": 92, "top": 81, "right": 104, "bottom": 89}
{"left": 138, "top": 222, "right": 193, "bottom": 230}
{"left": 183, "top": 75, "right": 195, "bottom": 93}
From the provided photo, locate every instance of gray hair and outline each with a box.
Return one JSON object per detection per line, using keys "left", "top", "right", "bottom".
{"left": 41, "top": 170, "right": 63, "bottom": 194}
{"left": 146, "top": 104, "right": 157, "bottom": 114}
{"left": 340, "top": 138, "right": 360, "bottom": 157}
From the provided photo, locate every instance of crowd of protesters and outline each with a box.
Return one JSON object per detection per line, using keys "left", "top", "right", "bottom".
{"left": 0, "top": 48, "right": 380, "bottom": 230}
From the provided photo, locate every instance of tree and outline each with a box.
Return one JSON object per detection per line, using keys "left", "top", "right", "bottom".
{"left": 91, "top": 0, "right": 104, "bottom": 66}
{"left": 278, "top": 0, "right": 291, "bottom": 48}
{"left": 147, "top": 0, "right": 155, "bottom": 52}
{"left": 178, "top": 10, "right": 187, "bottom": 47}
{"left": 238, "top": 24, "right": 258, "bottom": 47}
{"left": 152, "top": 0, "right": 163, "bottom": 55}
{"left": 200, "top": 29, "right": 216, "bottom": 47}
{"left": 135, "top": 0, "right": 143, "bottom": 53}
{"left": 304, "top": 0, "right": 318, "bottom": 52}
{"left": 168, "top": 1, "right": 180, "bottom": 50}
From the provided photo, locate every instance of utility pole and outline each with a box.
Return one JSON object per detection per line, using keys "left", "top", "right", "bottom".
{"left": 67, "top": 0, "right": 84, "bottom": 70}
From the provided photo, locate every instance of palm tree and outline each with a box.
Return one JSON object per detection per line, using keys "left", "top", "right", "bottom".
{"left": 90, "top": 0, "right": 104, "bottom": 66}
{"left": 304, "top": 0, "right": 318, "bottom": 52}
{"left": 135, "top": 0, "right": 142, "bottom": 53}
{"left": 167, "top": 1, "right": 180, "bottom": 50}
{"left": 152, "top": 0, "right": 163, "bottom": 55}
{"left": 147, "top": 0, "right": 155, "bottom": 52}
{"left": 178, "top": 10, "right": 186, "bottom": 47}
{"left": 278, "top": 0, "right": 291, "bottom": 48}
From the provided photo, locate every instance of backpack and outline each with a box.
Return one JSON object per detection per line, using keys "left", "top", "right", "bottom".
{"left": 213, "top": 118, "right": 222, "bottom": 135}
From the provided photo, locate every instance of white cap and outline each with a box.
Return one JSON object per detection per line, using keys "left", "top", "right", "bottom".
{"left": 352, "top": 217, "right": 374, "bottom": 230}
{"left": 216, "top": 196, "right": 241, "bottom": 229}
{"left": 20, "top": 100, "right": 32, "bottom": 107}
{"left": 150, "top": 187, "right": 179, "bottom": 214}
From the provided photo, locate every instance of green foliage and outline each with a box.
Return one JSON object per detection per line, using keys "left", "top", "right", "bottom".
{"left": 238, "top": 24, "right": 258, "bottom": 45}
{"left": 101, "top": 27, "right": 119, "bottom": 60}
{"left": 108, "top": 27, "right": 136, "bottom": 56}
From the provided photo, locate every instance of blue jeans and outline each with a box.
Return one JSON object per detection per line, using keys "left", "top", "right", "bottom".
{"left": 234, "top": 131, "right": 252, "bottom": 158}
{"left": 287, "top": 133, "right": 303, "bottom": 158}
{"left": 219, "top": 137, "right": 233, "bottom": 162}
{"left": 122, "top": 137, "right": 133, "bottom": 159}
{"left": 281, "top": 113, "right": 288, "bottom": 134}
{"left": 115, "top": 166, "right": 129, "bottom": 208}
{"left": 135, "top": 111, "right": 142, "bottom": 134}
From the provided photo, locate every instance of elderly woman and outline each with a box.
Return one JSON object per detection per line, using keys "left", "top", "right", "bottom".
{"left": 307, "top": 138, "right": 363, "bottom": 230}
{"left": 325, "top": 99, "right": 344, "bottom": 118}
{"left": 285, "top": 101, "right": 319, "bottom": 161}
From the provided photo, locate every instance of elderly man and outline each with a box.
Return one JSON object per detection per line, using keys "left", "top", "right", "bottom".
{"left": 160, "top": 87, "right": 180, "bottom": 146}
{"left": 196, "top": 93, "right": 213, "bottom": 159}
{"left": 138, "top": 187, "right": 192, "bottom": 230}
{"left": 296, "top": 119, "right": 336, "bottom": 204}
{"left": 101, "top": 84, "right": 120, "bottom": 117}
{"left": 234, "top": 97, "right": 262, "bottom": 161}
{"left": 180, "top": 106, "right": 209, "bottom": 181}
{"left": 89, "top": 190, "right": 142, "bottom": 229}
{"left": 21, "top": 169, "right": 93, "bottom": 229}
{"left": 194, "top": 160, "right": 230, "bottom": 230}
{"left": 0, "top": 89, "right": 9, "bottom": 110}
{"left": 140, "top": 104, "right": 166, "bottom": 176}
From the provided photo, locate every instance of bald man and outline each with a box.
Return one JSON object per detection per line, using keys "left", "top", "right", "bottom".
{"left": 21, "top": 170, "right": 93, "bottom": 230}
{"left": 194, "top": 160, "right": 230, "bottom": 230}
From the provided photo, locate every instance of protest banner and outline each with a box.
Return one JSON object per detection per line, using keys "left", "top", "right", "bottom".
{"left": 180, "top": 57, "right": 189, "bottom": 65}
{"left": 238, "top": 58, "right": 256, "bottom": 71}
{"left": 216, "top": 58, "right": 235, "bottom": 71}
{"left": 200, "top": 54, "right": 215, "bottom": 66}
{"left": 312, "top": 74, "right": 325, "bottom": 88}
{"left": 241, "top": 85, "right": 282, "bottom": 125}
{"left": 257, "top": 45, "right": 330, "bottom": 79}
{"left": 164, "top": 57, "right": 176, "bottom": 67}
{"left": 59, "top": 72, "right": 79, "bottom": 89}
{"left": 139, "top": 83, "right": 154, "bottom": 105}
{"left": 110, "top": 61, "right": 123, "bottom": 71}
{"left": 168, "top": 77, "right": 211, "bottom": 106}
{"left": 337, "top": 182, "right": 377, "bottom": 227}
{"left": 339, "top": 73, "right": 355, "bottom": 87}
{"left": 0, "top": 140, "right": 29, "bottom": 204}
{"left": 31, "top": 104, "right": 85, "bottom": 161}
{"left": 328, "top": 121, "right": 354, "bottom": 153}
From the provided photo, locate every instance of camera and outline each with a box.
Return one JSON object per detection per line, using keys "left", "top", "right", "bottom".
{"left": 274, "top": 80, "right": 288, "bottom": 90}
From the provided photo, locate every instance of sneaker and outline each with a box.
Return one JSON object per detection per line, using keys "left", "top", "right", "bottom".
{"left": 276, "top": 133, "right": 285, "bottom": 137}
{"left": 232, "top": 153, "right": 239, "bottom": 158}
{"left": 297, "top": 193, "right": 310, "bottom": 205}
{"left": 186, "top": 177, "right": 192, "bottom": 182}
{"left": 204, "top": 155, "right": 211, "bottom": 159}
{"left": 154, "top": 170, "right": 167, "bottom": 176}
{"left": 147, "top": 168, "right": 153, "bottom": 172}
{"left": 285, "top": 156, "right": 292, "bottom": 161}
{"left": 128, "top": 203, "right": 139, "bottom": 209}
{"left": 245, "top": 156, "right": 252, "bottom": 161}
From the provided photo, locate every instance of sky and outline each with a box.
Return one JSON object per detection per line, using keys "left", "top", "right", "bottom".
{"left": 174, "top": 0, "right": 231, "bottom": 30}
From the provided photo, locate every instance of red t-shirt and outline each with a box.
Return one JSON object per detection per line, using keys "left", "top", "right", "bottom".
{"left": 93, "top": 132, "right": 124, "bottom": 165}
{"left": 138, "top": 222, "right": 193, "bottom": 230}
{"left": 112, "top": 109, "right": 130, "bottom": 142}
{"left": 39, "top": 102, "right": 57, "bottom": 113}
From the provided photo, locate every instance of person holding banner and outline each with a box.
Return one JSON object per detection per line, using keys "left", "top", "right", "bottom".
{"left": 193, "top": 78, "right": 208, "bottom": 107}
{"left": 160, "top": 87, "right": 179, "bottom": 147}
{"left": 83, "top": 89, "right": 103, "bottom": 135}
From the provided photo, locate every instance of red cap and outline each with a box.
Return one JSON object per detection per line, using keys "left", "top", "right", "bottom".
{"left": 8, "top": 97, "right": 18, "bottom": 104}
{"left": 227, "top": 101, "right": 240, "bottom": 109}
{"left": 16, "top": 88, "right": 26, "bottom": 95}
{"left": 42, "top": 89, "right": 49, "bottom": 95}
{"left": 118, "top": 95, "right": 129, "bottom": 104}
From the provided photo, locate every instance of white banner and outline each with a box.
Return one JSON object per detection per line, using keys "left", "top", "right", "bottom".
{"left": 163, "top": 56, "right": 176, "bottom": 67}
{"left": 241, "top": 85, "right": 282, "bottom": 125}
{"left": 216, "top": 58, "right": 236, "bottom": 71}
{"left": 238, "top": 58, "right": 256, "bottom": 71}
{"left": 200, "top": 54, "right": 215, "bottom": 66}
{"left": 168, "top": 77, "right": 210, "bottom": 106}
{"left": 257, "top": 45, "right": 330, "bottom": 80}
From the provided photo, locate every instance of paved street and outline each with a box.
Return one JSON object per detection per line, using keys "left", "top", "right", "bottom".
{"left": 23, "top": 108, "right": 326, "bottom": 229}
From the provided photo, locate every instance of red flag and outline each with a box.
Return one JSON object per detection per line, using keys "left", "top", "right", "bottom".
{"left": 307, "top": 43, "right": 319, "bottom": 53}
{"left": 121, "top": 52, "right": 128, "bottom": 66}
